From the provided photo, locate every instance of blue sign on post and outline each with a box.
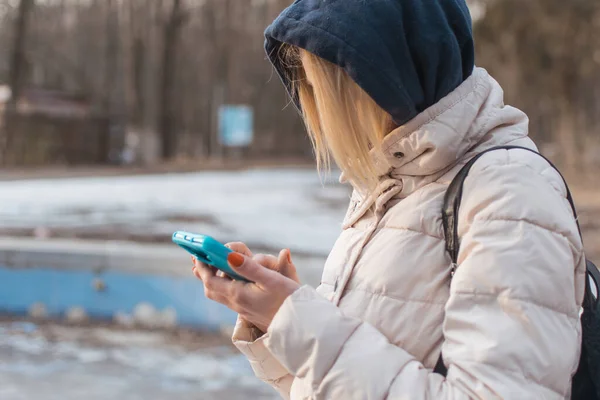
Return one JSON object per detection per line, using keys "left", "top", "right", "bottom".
{"left": 218, "top": 105, "right": 254, "bottom": 147}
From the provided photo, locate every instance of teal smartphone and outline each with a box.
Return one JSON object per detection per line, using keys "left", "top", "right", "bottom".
{"left": 172, "top": 231, "right": 250, "bottom": 282}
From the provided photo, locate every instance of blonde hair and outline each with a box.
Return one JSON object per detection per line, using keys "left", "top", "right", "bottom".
{"left": 280, "top": 45, "right": 393, "bottom": 192}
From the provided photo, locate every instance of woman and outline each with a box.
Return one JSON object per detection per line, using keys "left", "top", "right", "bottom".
{"left": 193, "top": 0, "right": 585, "bottom": 398}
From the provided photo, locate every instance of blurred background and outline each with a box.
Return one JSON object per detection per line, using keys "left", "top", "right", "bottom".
{"left": 0, "top": 0, "right": 598, "bottom": 399}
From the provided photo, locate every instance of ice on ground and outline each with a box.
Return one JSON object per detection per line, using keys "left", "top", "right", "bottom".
{"left": 0, "top": 168, "right": 351, "bottom": 256}
{"left": 0, "top": 321, "right": 278, "bottom": 400}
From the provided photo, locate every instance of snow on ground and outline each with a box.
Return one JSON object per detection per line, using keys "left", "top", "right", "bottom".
{"left": 0, "top": 168, "right": 350, "bottom": 257}
{"left": 0, "top": 321, "right": 278, "bottom": 400}
{"left": 0, "top": 169, "right": 351, "bottom": 398}
{"left": 0, "top": 169, "right": 351, "bottom": 399}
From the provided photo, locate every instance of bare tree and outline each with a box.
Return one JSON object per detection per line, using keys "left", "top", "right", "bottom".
{"left": 157, "top": 0, "right": 188, "bottom": 160}
{"left": 8, "top": 0, "right": 34, "bottom": 102}
{"left": 2, "top": 0, "right": 35, "bottom": 163}
{"left": 0, "top": 0, "right": 313, "bottom": 166}
{"left": 475, "top": 0, "right": 600, "bottom": 175}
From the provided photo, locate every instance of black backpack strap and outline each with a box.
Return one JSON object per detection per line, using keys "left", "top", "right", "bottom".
{"left": 442, "top": 145, "right": 581, "bottom": 266}
{"left": 435, "top": 145, "right": 597, "bottom": 376}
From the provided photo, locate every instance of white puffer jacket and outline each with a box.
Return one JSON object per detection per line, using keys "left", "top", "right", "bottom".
{"left": 233, "top": 68, "right": 586, "bottom": 399}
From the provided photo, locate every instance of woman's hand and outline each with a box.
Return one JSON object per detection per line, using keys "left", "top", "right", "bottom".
{"left": 224, "top": 242, "right": 300, "bottom": 284}
{"left": 192, "top": 244, "right": 301, "bottom": 332}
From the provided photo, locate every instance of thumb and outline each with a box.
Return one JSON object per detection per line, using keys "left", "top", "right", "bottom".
{"left": 277, "top": 249, "right": 300, "bottom": 283}
{"left": 228, "top": 252, "right": 278, "bottom": 286}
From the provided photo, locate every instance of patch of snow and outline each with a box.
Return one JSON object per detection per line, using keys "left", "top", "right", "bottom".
{"left": 0, "top": 334, "right": 48, "bottom": 355}
{"left": 0, "top": 322, "right": 275, "bottom": 399}
{"left": 0, "top": 169, "right": 350, "bottom": 257}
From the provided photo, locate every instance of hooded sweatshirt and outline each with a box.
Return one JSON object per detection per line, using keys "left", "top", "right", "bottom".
{"left": 265, "top": 0, "right": 475, "bottom": 125}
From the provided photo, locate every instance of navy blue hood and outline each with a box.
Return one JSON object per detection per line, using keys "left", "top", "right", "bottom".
{"left": 265, "top": 0, "right": 475, "bottom": 126}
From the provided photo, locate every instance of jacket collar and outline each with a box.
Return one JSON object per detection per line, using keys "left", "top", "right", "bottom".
{"left": 342, "top": 68, "right": 530, "bottom": 228}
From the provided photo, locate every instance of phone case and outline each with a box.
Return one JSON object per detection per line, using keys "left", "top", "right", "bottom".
{"left": 172, "top": 231, "right": 249, "bottom": 282}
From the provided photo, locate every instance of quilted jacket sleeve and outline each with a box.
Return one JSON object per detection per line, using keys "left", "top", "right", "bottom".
{"left": 232, "top": 317, "right": 294, "bottom": 399}
{"left": 260, "top": 151, "right": 586, "bottom": 399}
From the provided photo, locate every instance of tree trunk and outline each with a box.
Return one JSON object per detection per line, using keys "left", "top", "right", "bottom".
{"left": 2, "top": 0, "right": 35, "bottom": 164}
{"left": 208, "top": 0, "right": 232, "bottom": 160}
{"left": 8, "top": 0, "right": 34, "bottom": 103}
{"left": 157, "top": 0, "right": 186, "bottom": 160}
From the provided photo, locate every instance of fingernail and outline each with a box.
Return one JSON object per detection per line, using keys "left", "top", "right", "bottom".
{"left": 227, "top": 252, "right": 245, "bottom": 268}
{"left": 286, "top": 249, "right": 292, "bottom": 264}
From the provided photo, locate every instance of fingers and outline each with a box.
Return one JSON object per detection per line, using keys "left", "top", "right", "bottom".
{"left": 192, "top": 265, "right": 202, "bottom": 280}
{"left": 216, "top": 270, "right": 232, "bottom": 280}
{"left": 192, "top": 256, "right": 235, "bottom": 281}
{"left": 194, "top": 259, "right": 216, "bottom": 281}
{"left": 227, "top": 252, "right": 278, "bottom": 287}
{"left": 277, "top": 249, "right": 300, "bottom": 283}
{"left": 192, "top": 257, "right": 211, "bottom": 279}
{"left": 194, "top": 260, "right": 234, "bottom": 303}
{"left": 253, "top": 253, "right": 279, "bottom": 271}
{"left": 226, "top": 242, "right": 253, "bottom": 257}
{"left": 277, "top": 249, "right": 290, "bottom": 267}
{"left": 253, "top": 250, "right": 299, "bottom": 283}
{"left": 192, "top": 256, "right": 211, "bottom": 278}
{"left": 190, "top": 255, "right": 259, "bottom": 315}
